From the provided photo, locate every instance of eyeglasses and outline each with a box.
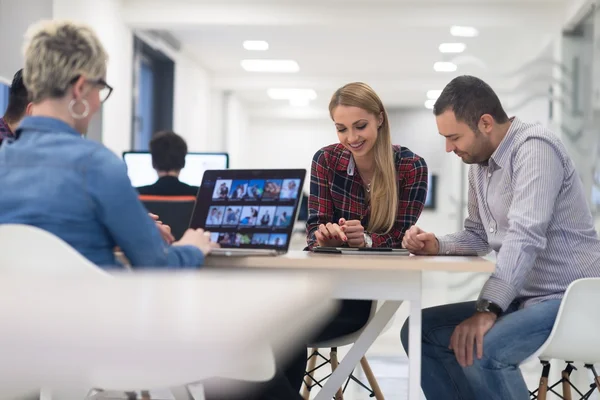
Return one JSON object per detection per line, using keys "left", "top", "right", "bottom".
{"left": 68, "top": 76, "right": 114, "bottom": 103}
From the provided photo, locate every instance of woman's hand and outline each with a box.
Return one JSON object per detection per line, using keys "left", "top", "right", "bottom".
{"left": 315, "top": 222, "right": 347, "bottom": 247}
{"left": 149, "top": 213, "right": 175, "bottom": 244}
{"left": 340, "top": 218, "right": 366, "bottom": 247}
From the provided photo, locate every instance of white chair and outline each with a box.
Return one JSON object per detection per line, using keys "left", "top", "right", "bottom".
{"left": 528, "top": 278, "right": 600, "bottom": 400}
{"left": 302, "top": 300, "right": 398, "bottom": 400}
{"left": 0, "top": 224, "right": 334, "bottom": 400}
{"left": 0, "top": 224, "right": 111, "bottom": 277}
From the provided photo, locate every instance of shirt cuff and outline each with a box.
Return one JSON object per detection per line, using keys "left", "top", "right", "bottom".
{"left": 478, "top": 276, "right": 518, "bottom": 312}
{"left": 437, "top": 236, "right": 455, "bottom": 255}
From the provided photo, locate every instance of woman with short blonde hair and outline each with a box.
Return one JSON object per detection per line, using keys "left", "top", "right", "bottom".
{"left": 0, "top": 19, "right": 213, "bottom": 268}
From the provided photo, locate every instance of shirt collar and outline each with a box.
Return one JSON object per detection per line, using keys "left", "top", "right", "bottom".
{"left": 334, "top": 146, "right": 354, "bottom": 174}
{"left": 0, "top": 117, "right": 13, "bottom": 136}
{"left": 16, "top": 116, "right": 83, "bottom": 138}
{"left": 489, "top": 117, "right": 519, "bottom": 169}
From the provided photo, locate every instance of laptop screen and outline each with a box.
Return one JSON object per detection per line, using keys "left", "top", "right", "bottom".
{"left": 189, "top": 169, "right": 306, "bottom": 250}
{"left": 122, "top": 151, "right": 229, "bottom": 187}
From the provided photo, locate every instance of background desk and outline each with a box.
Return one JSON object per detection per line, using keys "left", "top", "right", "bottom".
{"left": 205, "top": 251, "right": 494, "bottom": 400}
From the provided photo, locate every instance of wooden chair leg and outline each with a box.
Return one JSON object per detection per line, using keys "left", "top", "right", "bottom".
{"left": 561, "top": 363, "right": 575, "bottom": 400}
{"left": 330, "top": 347, "right": 344, "bottom": 400}
{"left": 584, "top": 364, "right": 600, "bottom": 394}
{"left": 302, "top": 348, "right": 319, "bottom": 400}
{"left": 537, "top": 362, "right": 551, "bottom": 400}
{"left": 360, "top": 357, "right": 385, "bottom": 400}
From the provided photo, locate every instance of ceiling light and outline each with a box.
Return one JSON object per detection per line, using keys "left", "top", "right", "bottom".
{"left": 426, "top": 90, "right": 442, "bottom": 100}
{"left": 243, "top": 40, "right": 269, "bottom": 51}
{"left": 267, "top": 88, "right": 317, "bottom": 100}
{"left": 439, "top": 43, "right": 466, "bottom": 53}
{"left": 433, "top": 62, "right": 457, "bottom": 72}
{"left": 241, "top": 59, "right": 299, "bottom": 73}
{"left": 289, "top": 97, "right": 311, "bottom": 107}
{"left": 424, "top": 99, "right": 436, "bottom": 110}
{"left": 450, "top": 26, "right": 479, "bottom": 37}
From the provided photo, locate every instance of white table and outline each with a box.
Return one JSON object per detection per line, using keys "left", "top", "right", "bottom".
{"left": 205, "top": 251, "right": 494, "bottom": 400}
{"left": 0, "top": 272, "right": 337, "bottom": 399}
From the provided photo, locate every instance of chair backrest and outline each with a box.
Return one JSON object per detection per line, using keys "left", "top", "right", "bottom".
{"left": 0, "top": 224, "right": 107, "bottom": 277}
{"left": 538, "top": 278, "right": 600, "bottom": 364}
{"left": 139, "top": 195, "right": 196, "bottom": 240}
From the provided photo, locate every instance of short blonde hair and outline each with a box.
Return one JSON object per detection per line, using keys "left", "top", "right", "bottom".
{"left": 22, "top": 20, "right": 108, "bottom": 103}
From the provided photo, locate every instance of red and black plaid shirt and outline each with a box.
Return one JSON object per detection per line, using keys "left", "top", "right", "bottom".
{"left": 0, "top": 117, "right": 13, "bottom": 145}
{"left": 307, "top": 143, "right": 428, "bottom": 249}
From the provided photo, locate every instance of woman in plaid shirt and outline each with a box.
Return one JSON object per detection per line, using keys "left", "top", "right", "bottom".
{"left": 307, "top": 82, "right": 428, "bottom": 249}
{"left": 285, "top": 83, "right": 429, "bottom": 393}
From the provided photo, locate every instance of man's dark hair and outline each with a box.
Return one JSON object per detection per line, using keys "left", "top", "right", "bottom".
{"left": 4, "top": 69, "right": 29, "bottom": 124}
{"left": 433, "top": 75, "right": 508, "bottom": 132}
{"left": 149, "top": 131, "right": 188, "bottom": 172}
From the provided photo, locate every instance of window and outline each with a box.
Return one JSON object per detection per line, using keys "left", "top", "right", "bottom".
{"left": 0, "top": 83, "right": 9, "bottom": 116}
{"left": 131, "top": 36, "right": 175, "bottom": 151}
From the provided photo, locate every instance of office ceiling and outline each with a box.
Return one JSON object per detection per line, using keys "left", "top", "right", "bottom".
{"left": 123, "top": 0, "right": 567, "bottom": 118}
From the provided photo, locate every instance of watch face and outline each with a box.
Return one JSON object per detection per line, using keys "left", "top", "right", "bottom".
{"left": 476, "top": 300, "right": 490, "bottom": 312}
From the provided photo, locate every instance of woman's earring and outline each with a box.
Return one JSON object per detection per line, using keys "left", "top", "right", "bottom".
{"left": 68, "top": 99, "right": 90, "bottom": 120}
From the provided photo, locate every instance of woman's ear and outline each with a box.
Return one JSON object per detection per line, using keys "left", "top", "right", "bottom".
{"left": 378, "top": 112, "right": 384, "bottom": 127}
{"left": 71, "top": 75, "right": 87, "bottom": 100}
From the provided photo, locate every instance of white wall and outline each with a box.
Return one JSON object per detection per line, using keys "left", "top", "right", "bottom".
{"left": 53, "top": 0, "right": 133, "bottom": 156}
{"left": 173, "top": 51, "right": 211, "bottom": 153}
{"left": 224, "top": 93, "right": 249, "bottom": 169}
{"left": 0, "top": 0, "right": 53, "bottom": 80}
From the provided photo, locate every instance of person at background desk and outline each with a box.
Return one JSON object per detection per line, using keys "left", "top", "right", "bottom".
{"left": 0, "top": 69, "right": 32, "bottom": 145}
{"left": 0, "top": 20, "right": 213, "bottom": 269}
{"left": 283, "top": 82, "right": 429, "bottom": 391}
{"left": 401, "top": 75, "right": 600, "bottom": 400}
{"left": 136, "top": 131, "right": 199, "bottom": 196}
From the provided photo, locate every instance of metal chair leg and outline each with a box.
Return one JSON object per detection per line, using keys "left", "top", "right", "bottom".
{"left": 303, "top": 348, "right": 319, "bottom": 400}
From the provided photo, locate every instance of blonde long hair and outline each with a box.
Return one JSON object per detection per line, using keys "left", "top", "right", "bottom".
{"left": 329, "top": 82, "right": 398, "bottom": 234}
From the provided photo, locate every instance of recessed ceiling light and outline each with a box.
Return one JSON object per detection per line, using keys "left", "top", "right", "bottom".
{"left": 450, "top": 26, "right": 478, "bottom": 37}
{"left": 267, "top": 88, "right": 317, "bottom": 100}
{"left": 243, "top": 40, "right": 269, "bottom": 51}
{"left": 424, "top": 99, "right": 436, "bottom": 109}
{"left": 241, "top": 59, "right": 300, "bottom": 73}
{"left": 426, "top": 90, "right": 442, "bottom": 100}
{"left": 289, "top": 97, "right": 311, "bottom": 107}
{"left": 433, "top": 62, "right": 457, "bottom": 72}
{"left": 439, "top": 43, "right": 466, "bottom": 53}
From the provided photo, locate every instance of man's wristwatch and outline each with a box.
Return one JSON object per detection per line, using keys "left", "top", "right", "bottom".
{"left": 476, "top": 299, "right": 502, "bottom": 317}
{"left": 363, "top": 232, "right": 373, "bottom": 248}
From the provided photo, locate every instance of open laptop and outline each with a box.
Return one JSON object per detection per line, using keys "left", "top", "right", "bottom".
{"left": 189, "top": 169, "right": 306, "bottom": 257}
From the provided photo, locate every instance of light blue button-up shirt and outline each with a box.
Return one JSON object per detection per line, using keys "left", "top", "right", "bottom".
{"left": 0, "top": 116, "right": 204, "bottom": 269}
{"left": 438, "top": 117, "right": 600, "bottom": 310}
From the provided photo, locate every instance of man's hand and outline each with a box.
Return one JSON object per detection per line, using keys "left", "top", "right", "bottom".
{"left": 449, "top": 312, "right": 497, "bottom": 367}
{"left": 402, "top": 225, "right": 439, "bottom": 255}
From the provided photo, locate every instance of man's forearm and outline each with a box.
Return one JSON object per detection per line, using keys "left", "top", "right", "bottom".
{"left": 437, "top": 229, "right": 491, "bottom": 255}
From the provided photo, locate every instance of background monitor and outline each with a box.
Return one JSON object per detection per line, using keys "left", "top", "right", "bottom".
{"left": 123, "top": 151, "right": 229, "bottom": 187}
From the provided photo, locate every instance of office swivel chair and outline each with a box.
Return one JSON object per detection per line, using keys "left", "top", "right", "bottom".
{"left": 139, "top": 195, "right": 196, "bottom": 240}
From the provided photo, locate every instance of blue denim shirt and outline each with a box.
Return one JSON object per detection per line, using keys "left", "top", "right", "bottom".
{"left": 0, "top": 116, "right": 204, "bottom": 268}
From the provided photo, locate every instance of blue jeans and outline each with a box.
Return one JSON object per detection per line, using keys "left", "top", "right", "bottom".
{"left": 400, "top": 300, "right": 561, "bottom": 400}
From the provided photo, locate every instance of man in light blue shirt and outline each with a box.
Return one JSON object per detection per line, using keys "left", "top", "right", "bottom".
{"left": 401, "top": 75, "right": 600, "bottom": 399}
